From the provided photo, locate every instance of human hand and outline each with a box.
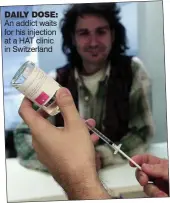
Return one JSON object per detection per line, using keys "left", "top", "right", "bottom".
{"left": 19, "top": 87, "right": 110, "bottom": 200}
{"left": 130, "top": 154, "right": 169, "bottom": 197}
{"left": 95, "top": 151, "right": 102, "bottom": 171}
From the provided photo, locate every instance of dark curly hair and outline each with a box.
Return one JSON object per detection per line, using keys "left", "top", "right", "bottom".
{"left": 60, "top": 3, "right": 129, "bottom": 69}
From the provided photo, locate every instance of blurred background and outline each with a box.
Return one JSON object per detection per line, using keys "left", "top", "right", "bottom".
{"left": 1, "top": 1, "right": 167, "bottom": 158}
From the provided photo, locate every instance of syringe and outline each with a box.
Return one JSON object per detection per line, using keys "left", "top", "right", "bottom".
{"left": 85, "top": 122, "right": 142, "bottom": 171}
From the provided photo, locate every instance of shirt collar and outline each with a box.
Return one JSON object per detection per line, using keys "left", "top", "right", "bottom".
{"left": 74, "top": 62, "right": 111, "bottom": 85}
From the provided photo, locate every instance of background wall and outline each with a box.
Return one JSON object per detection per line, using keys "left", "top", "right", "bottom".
{"left": 119, "top": 2, "right": 138, "bottom": 56}
{"left": 137, "top": 1, "right": 167, "bottom": 143}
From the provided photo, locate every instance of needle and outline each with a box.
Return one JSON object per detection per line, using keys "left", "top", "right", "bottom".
{"left": 85, "top": 122, "right": 142, "bottom": 170}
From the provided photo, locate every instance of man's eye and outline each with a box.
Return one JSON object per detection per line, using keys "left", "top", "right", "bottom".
{"left": 79, "top": 32, "right": 89, "bottom": 36}
{"left": 97, "top": 30, "right": 106, "bottom": 35}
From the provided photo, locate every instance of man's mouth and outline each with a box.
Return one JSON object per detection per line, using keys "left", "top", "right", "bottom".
{"left": 88, "top": 51, "right": 100, "bottom": 55}
{"left": 91, "top": 52, "right": 98, "bottom": 54}
{"left": 84, "top": 47, "right": 106, "bottom": 56}
{"left": 90, "top": 53, "right": 99, "bottom": 57}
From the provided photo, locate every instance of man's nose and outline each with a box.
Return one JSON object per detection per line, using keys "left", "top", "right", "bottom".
{"left": 89, "top": 34, "right": 98, "bottom": 47}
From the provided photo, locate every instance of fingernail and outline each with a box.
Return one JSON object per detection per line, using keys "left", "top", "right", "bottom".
{"left": 58, "top": 88, "right": 71, "bottom": 98}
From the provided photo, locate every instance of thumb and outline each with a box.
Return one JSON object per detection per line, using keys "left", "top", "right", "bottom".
{"left": 56, "top": 87, "right": 81, "bottom": 128}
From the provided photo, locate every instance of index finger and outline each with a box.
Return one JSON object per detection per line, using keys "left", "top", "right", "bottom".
{"left": 18, "top": 97, "right": 51, "bottom": 133}
{"left": 129, "top": 154, "right": 162, "bottom": 167}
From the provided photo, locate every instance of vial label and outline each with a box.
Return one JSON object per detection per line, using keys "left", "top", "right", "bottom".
{"left": 18, "top": 66, "right": 59, "bottom": 106}
{"left": 11, "top": 61, "right": 61, "bottom": 116}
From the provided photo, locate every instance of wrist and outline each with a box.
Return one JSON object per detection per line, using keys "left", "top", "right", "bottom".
{"left": 65, "top": 176, "right": 111, "bottom": 200}
{"left": 61, "top": 169, "right": 111, "bottom": 200}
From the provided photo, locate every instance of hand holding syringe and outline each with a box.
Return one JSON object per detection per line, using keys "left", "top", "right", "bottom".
{"left": 86, "top": 122, "right": 157, "bottom": 184}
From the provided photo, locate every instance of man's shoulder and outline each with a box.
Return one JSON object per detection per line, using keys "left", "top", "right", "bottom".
{"left": 57, "top": 63, "right": 71, "bottom": 72}
{"left": 131, "top": 56, "right": 148, "bottom": 76}
{"left": 130, "top": 56, "right": 151, "bottom": 93}
{"left": 56, "top": 63, "right": 74, "bottom": 86}
{"left": 56, "top": 63, "right": 73, "bottom": 78}
{"left": 118, "top": 55, "right": 145, "bottom": 72}
{"left": 48, "top": 63, "right": 72, "bottom": 79}
{"left": 116, "top": 54, "right": 133, "bottom": 64}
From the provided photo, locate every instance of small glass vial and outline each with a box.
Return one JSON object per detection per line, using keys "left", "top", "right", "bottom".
{"left": 11, "top": 61, "right": 61, "bottom": 116}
